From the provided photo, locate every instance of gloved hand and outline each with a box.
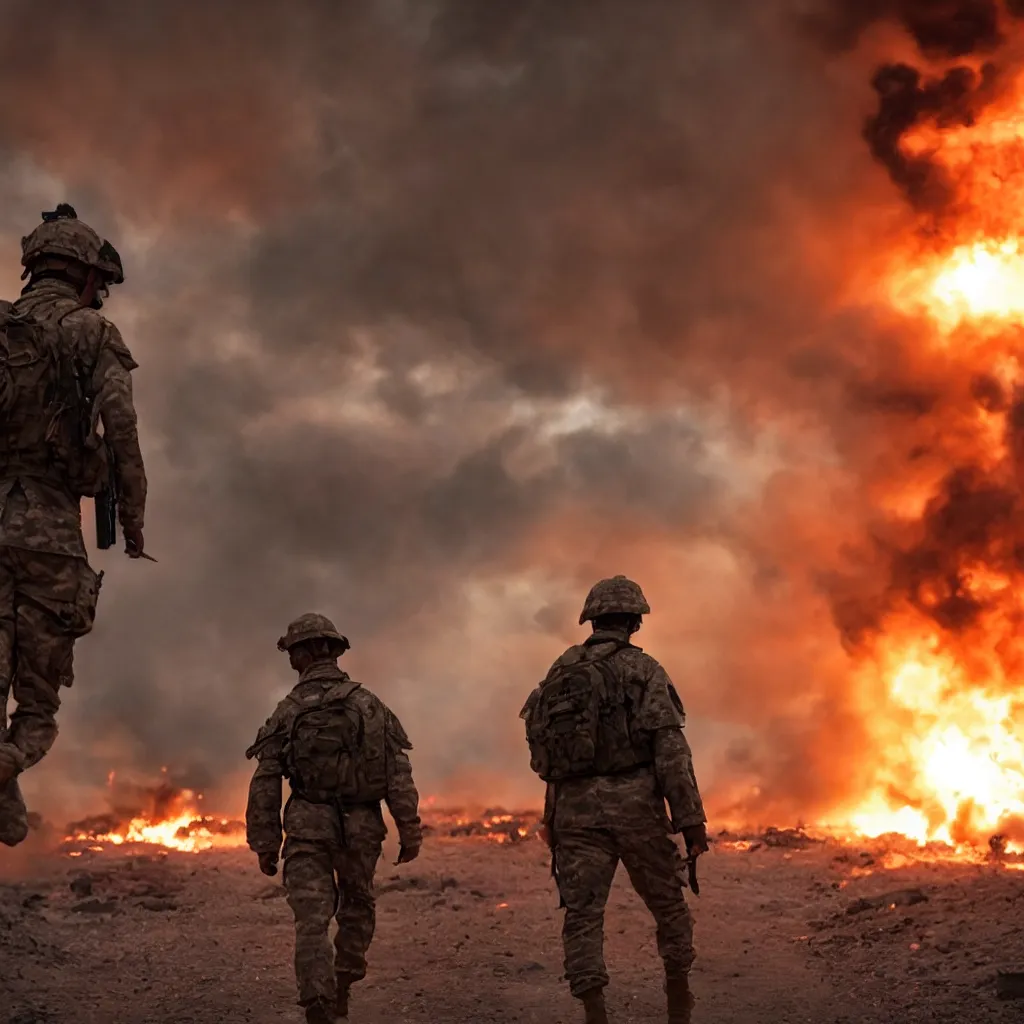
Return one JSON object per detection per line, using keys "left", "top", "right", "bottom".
{"left": 258, "top": 852, "right": 279, "bottom": 877}
{"left": 123, "top": 526, "right": 145, "bottom": 559}
{"left": 0, "top": 744, "right": 24, "bottom": 786}
{"left": 680, "top": 823, "right": 709, "bottom": 857}
{"left": 395, "top": 842, "right": 420, "bottom": 865}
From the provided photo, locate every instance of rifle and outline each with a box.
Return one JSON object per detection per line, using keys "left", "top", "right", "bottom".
{"left": 686, "top": 852, "right": 700, "bottom": 896}
{"left": 95, "top": 441, "right": 117, "bottom": 551}
{"left": 94, "top": 441, "right": 156, "bottom": 561}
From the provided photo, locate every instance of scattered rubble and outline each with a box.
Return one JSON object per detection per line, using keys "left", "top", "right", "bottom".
{"left": 846, "top": 888, "right": 929, "bottom": 915}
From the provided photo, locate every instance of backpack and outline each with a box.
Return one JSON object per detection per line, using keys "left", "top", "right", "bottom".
{"left": 282, "top": 684, "right": 389, "bottom": 804}
{"left": 525, "top": 643, "right": 652, "bottom": 782}
{"left": 0, "top": 303, "right": 107, "bottom": 496}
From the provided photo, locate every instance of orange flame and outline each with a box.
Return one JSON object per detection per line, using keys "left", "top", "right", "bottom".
{"left": 836, "top": 62, "right": 1024, "bottom": 852}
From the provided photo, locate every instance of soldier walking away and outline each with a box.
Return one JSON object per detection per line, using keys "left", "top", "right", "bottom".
{"left": 521, "top": 576, "right": 708, "bottom": 1024}
{"left": 246, "top": 613, "right": 423, "bottom": 1024}
{"left": 0, "top": 205, "right": 147, "bottom": 848}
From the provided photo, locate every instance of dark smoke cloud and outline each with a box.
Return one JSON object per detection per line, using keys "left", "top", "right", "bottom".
{"left": 864, "top": 62, "right": 999, "bottom": 209}
{"left": 814, "top": 0, "right": 1015, "bottom": 58}
{"left": 0, "top": 0, "right": 952, "bottom": 829}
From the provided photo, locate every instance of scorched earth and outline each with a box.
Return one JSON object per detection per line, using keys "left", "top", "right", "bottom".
{"left": 2, "top": 822, "right": 1024, "bottom": 1024}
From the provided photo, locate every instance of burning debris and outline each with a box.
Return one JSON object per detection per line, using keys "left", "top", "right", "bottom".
{"left": 421, "top": 807, "right": 542, "bottom": 845}
{"left": 56, "top": 783, "right": 543, "bottom": 858}
{"left": 60, "top": 773, "right": 245, "bottom": 855}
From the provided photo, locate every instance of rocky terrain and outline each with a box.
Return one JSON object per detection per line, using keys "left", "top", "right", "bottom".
{"left": 2, "top": 827, "right": 1023, "bottom": 1023}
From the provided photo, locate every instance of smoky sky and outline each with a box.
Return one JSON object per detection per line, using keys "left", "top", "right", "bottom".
{"left": 0, "top": 0, "right": 966, "bottom": 827}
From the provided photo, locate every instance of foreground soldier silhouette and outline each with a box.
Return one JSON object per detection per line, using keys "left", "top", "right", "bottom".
{"left": 521, "top": 576, "right": 708, "bottom": 1024}
{"left": 0, "top": 205, "right": 147, "bottom": 847}
{"left": 246, "top": 614, "right": 423, "bottom": 1024}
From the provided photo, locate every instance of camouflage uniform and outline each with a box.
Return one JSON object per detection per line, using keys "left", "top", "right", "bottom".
{"left": 0, "top": 210, "right": 146, "bottom": 846}
{"left": 246, "top": 615, "right": 422, "bottom": 1017}
{"left": 521, "top": 577, "right": 706, "bottom": 1010}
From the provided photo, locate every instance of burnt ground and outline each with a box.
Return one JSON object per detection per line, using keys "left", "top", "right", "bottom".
{"left": 2, "top": 832, "right": 1024, "bottom": 1024}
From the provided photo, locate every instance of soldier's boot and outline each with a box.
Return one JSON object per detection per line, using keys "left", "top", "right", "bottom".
{"left": 335, "top": 978, "right": 352, "bottom": 1022}
{"left": 666, "top": 976, "right": 695, "bottom": 1024}
{"left": 303, "top": 1000, "right": 336, "bottom": 1024}
{"left": 580, "top": 988, "right": 610, "bottom": 1024}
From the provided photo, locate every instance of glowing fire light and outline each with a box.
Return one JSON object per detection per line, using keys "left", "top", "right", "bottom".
{"left": 65, "top": 812, "right": 244, "bottom": 853}
{"left": 62, "top": 778, "right": 246, "bottom": 854}
{"left": 843, "top": 639, "right": 1024, "bottom": 849}
{"left": 832, "top": 62, "right": 1024, "bottom": 854}
{"left": 924, "top": 240, "right": 1024, "bottom": 328}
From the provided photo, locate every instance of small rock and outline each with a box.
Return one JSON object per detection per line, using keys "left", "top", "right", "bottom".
{"left": 846, "top": 889, "right": 928, "bottom": 916}
{"left": 518, "top": 961, "right": 546, "bottom": 975}
{"left": 69, "top": 875, "right": 93, "bottom": 898}
{"left": 138, "top": 898, "right": 178, "bottom": 912}
{"left": 254, "top": 885, "right": 286, "bottom": 901}
{"left": 71, "top": 899, "right": 117, "bottom": 914}
{"left": 377, "top": 876, "right": 427, "bottom": 894}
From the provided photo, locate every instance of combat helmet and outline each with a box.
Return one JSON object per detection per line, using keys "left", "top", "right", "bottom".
{"left": 21, "top": 204, "right": 125, "bottom": 284}
{"left": 277, "top": 612, "right": 351, "bottom": 653}
{"left": 578, "top": 575, "right": 650, "bottom": 624}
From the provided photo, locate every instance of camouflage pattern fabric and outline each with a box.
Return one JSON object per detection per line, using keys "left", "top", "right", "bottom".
{"left": 0, "top": 278, "right": 147, "bottom": 557}
{"left": 245, "top": 659, "right": 422, "bottom": 1008}
{"left": 578, "top": 574, "right": 650, "bottom": 624}
{"left": 284, "top": 808, "right": 384, "bottom": 1005}
{"left": 552, "top": 771, "right": 696, "bottom": 995}
{"left": 526, "top": 628, "right": 706, "bottom": 831}
{"left": 0, "top": 277, "right": 140, "bottom": 844}
{"left": 0, "top": 547, "right": 100, "bottom": 771}
{"left": 522, "top": 625, "right": 707, "bottom": 998}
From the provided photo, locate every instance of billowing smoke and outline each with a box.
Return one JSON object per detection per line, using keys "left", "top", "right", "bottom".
{"left": 0, "top": 0, "right": 1007, "bottom": 832}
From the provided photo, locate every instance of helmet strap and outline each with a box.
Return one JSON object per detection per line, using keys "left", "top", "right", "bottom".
{"left": 77, "top": 267, "right": 109, "bottom": 310}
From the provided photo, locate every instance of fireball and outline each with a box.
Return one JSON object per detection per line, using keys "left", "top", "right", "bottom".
{"left": 838, "top": 53, "right": 1024, "bottom": 851}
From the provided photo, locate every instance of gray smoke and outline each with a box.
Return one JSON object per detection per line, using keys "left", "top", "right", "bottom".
{"left": 0, "top": 0, "right": 923, "bottom": 826}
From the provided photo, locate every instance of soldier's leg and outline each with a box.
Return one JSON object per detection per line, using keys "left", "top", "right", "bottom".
{"left": 284, "top": 844, "right": 339, "bottom": 1009}
{"left": 0, "top": 548, "right": 26, "bottom": 846}
{"left": 332, "top": 811, "right": 384, "bottom": 998}
{"left": 0, "top": 779, "right": 28, "bottom": 847}
{"left": 8, "top": 553, "right": 98, "bottom": 770}
{"left": 0, "top": 548, "right": 15, "bottom": 728}
{"left": 555, "top": 828, "right": 619, "bottom": 998}
{"left": 619, "top": 831, "right": 695, "bottom": 978}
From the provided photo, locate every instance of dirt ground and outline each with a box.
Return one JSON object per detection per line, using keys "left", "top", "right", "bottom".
{"left": 2, "top": 830, "right": 1024, "bottom": 1024}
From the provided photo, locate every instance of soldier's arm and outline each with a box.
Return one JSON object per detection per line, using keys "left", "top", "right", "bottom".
{"left": 383, "top": 709, "right": 422, "bottom": 849}
{"left": 654, "top": 727, "right": 706, "bottom": 830}
{"left": 637, "top": 659, "right": 707, "bottom": 831}
{"left": 244, "top": 723, "right": 285, "bottom": 857}
{"left": 89, "top": 320, "right": 147, "bottom": 530}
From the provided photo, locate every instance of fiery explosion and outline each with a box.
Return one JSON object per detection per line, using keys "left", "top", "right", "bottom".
{"left": 62, "top": 773, "right": 245, "bottom": 855}
{"left": 831, "top": 12, "right": 1024, "bottom": 852}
